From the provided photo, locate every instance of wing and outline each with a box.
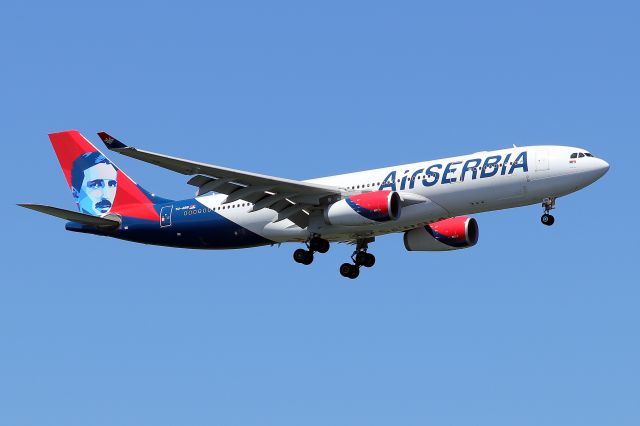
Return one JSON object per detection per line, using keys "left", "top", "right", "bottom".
{"left": 97, "top": 132, "right": 343, "bottom": 228}
{"left": 18, "top": 204, "right": 121, "bottom": 229}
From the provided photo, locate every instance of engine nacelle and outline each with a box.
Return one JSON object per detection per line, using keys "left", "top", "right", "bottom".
{"left": 404, "top": 216, "right": 479, "bottom": 251}
{"left": 324, "top": 190, "right": 401, "bottom": 226}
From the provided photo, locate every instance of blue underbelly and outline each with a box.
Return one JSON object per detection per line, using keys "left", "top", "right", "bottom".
{"left": 114, "top": 208, "right": 272, "bottom": 249}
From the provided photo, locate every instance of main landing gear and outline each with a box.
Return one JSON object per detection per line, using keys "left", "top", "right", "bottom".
{"left": 293, "top": 236, "right": 330, "bottom": 266}
{"left": 293, "top": 236, "right": 376, "bottom": 280}
{"left": 339, "top": 238, "right": 375, "bottom": 280}
{"left": 541, "top": 197, "right": 556, "bottom": 226}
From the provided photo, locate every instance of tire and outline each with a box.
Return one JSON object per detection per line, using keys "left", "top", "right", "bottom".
{"left": 363, "top": 253, "right": 376, "bottom": 268}
{"left": 294, "top": 248, "right": 313, "bottom": 264}
{"left": 317, "top": 239, "right": 330, "bottom": 254}
{"left": 293, "top": 248, "right": 306, "bottom": 263}
{"left": 309, "top": 237, "right": 321, "bottom": 252}
{"left": 541, "top": 214, "right": 551, "bottom": 226}
{"left": 355, "top": 251, "right": 368, "bottom": 266}
{"left": 308, "top": 237, "right": 327, "bottom": 252}
{"left": 310, "top": 237, "right": 330, "bottom": 253}
{"left": 547, "top": 215, "right": 555, "bottom": 226}
{"left": 348, "top": 267, "right": 360, "bottom": 279}
{"left": 340, "top": 263, "right": 353, "bottom": 277}
{"left": 301, "top": 251, "right": 314, "bottom": 265}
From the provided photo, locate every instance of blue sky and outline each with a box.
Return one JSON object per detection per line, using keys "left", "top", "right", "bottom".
{"left": 2, "top": 1, "right": 639, "bottom": 425}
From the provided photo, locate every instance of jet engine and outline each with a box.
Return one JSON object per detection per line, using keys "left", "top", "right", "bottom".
{"left": 324, "top": 190, "right": 401, "bottom": 226}
{"left": 404, "top": 216, "right": 479, "bottom": 251}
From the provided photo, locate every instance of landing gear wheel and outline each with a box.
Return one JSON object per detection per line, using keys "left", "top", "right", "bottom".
{"left": 363, "top": 253, "right": 375, "bottom": 268}
{"left": 340, "top": 263, "right": 353, "bottom": 277}
{"left": 339, "top": 263, "right": 359, "bottom": 279}
{"left": 293, "top": 248, "right": 314, "bottom": 265}
{"left": 317, "top": 241, "right": 330, "bottom": 254}
{"left": 342, "top": 237, "right": 374, "bottom": 278}
{"left": 309, "top": 237, "right": 330, "bottom": 254}
{"left": 349, "top": 266, "right": 360, "bottom": 279}
{"left": 354, "top": 251, "right": 375, "bottom": 268}
{"left": 541, "top": 214, "right": 555, "bottom": 226}
{"left": 540, "top": 198, "right": 556, "bottom": 226}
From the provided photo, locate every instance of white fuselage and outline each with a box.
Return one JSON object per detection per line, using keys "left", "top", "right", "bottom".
{"left": 194, "top": 145, "right": 609, "bottom": 242}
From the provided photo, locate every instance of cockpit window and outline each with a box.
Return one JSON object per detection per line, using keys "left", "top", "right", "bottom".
{"left": 585, "top": 152, "right": 594, "bottom": 157}
{"left": 579, "top": 153, "right": 585, "bottom": 158}
{"left": 570, "top": 153, "right": 578, "bottom": 159}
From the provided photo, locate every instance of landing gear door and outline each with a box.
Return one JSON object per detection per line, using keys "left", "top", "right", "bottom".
{"left": 536, "top": 149, "right": 549, "bottom": 171}
{"left": 160, "top": 205, "right": 173, "bottom": 227}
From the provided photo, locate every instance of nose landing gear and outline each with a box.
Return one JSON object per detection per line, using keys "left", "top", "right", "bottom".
{"left": 293, "top": 236, "right": 330, "bottom": 265}
{"left": 541, "top": 213, "right": 555, "bottom": 226}
{"left": 541, "top": 197, "right": 556, "bottom": 226}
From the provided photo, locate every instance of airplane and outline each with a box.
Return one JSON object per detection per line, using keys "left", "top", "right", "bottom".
{"left": 19, "top": 130, "right": 609, "bottom": 279}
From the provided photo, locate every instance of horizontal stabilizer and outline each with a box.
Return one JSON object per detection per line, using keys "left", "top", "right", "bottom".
{"left": 18, "top": 204, "right": 121, "bottom": 229}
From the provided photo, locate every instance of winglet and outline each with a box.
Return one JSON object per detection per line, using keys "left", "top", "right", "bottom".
{"left": 97, "top": 131, "right": 128, "bottom": 150}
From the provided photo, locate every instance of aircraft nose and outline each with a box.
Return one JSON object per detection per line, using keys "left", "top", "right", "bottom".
{"left": 586, "top": 158, "right": 609, "bottom": 182}
{"left": 597, "top": 158, "right": 610, "bottom": 176}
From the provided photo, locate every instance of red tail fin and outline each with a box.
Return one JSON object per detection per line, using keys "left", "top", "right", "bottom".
{"left": 49, "top": 130, "right": 160, "bottom": 221}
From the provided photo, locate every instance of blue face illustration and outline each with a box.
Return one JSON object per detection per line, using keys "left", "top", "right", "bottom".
{"left": 75, "top": 162, "right": 118, "bottom": 215}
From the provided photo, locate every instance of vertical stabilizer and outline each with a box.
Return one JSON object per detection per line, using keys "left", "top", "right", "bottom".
{"left": 49, "top": 130, "right": 161, "bottom": 221}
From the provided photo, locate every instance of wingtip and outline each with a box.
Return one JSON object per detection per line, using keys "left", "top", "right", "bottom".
{"left": 97, "top": 131, "right": 127, "bottom": 149}
{"left": 17, "top": 203, "right": 40, "bottom": 211}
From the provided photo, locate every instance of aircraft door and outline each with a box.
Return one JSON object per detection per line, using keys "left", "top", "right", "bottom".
{"left": 160, "top": 205, "right": 173, "bottom": 227}
{"left": 536, "top": 150, "right": 550, "bottom": 171}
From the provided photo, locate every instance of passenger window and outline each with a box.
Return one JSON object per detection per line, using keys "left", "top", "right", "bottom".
{"left": 570, "top": 153, "right": 578, "bottom": 159}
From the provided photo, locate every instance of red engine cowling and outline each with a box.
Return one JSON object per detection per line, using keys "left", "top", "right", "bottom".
{"left": 324, "top": 190, "right": 401, "bottom": 226}
{"left": 403, "top": 216, "right": 479, "bottom": 251}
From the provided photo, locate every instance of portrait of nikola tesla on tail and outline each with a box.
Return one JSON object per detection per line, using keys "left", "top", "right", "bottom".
{"left": 71, "top": 152, "right": 119, "bottom": 216}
